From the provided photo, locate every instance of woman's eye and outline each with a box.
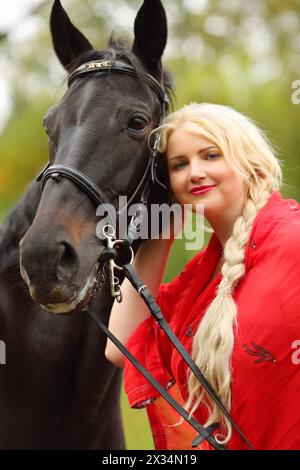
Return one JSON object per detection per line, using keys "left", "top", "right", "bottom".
{"left": 128, "top": 116, "right": 148, "bottom": 131}
{"left": 206, "top": 153, "right": 220, "bottom": 160}
{"left": 173, "top": 162, "right": 187, "bottom": 170}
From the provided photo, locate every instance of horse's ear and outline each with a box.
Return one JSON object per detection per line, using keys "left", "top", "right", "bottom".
{"left": 50, "top": 0, "right": 93, "bottom": 70}
{"left": 132, "top": 0, "right": 167, "bottom": 80}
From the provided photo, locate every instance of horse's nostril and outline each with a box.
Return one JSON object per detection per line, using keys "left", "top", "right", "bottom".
{"left": 56, "top": 242, "right": 79, "bottom": 282}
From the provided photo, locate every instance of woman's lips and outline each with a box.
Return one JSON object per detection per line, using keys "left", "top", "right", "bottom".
{"left": 190, "top": 184, "right": 216, "bottom": 195}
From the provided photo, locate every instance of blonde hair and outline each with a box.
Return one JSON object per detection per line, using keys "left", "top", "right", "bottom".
{"left": 155, "top": 103, "right": 282, "bottom": 445}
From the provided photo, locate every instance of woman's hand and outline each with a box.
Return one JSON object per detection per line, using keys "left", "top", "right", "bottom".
{"left": 105, "top": 236, "right": 174, "bottom": 368}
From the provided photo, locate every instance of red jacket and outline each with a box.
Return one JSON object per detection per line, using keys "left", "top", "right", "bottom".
{"left": 124, "top": 191, "right": 300, "bottom": 450}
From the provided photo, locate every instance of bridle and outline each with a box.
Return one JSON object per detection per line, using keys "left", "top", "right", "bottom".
{"left": 35, "top": 59, "right": 254, "bottom": 451}
{"left": 36, "top": 59, "right": 169, "bottom": 224}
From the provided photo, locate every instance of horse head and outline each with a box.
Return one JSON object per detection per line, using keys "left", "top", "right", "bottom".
{"left": 19, "top": 0, "right": 172, "bottom": 314}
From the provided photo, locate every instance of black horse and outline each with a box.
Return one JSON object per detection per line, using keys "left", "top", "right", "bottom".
{"left": 0, "top": 0, "right": 172, "bottom": 449}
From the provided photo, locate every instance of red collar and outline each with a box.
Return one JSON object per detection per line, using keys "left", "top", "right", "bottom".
{"left": 245, "top": 191, "right": 299, "bottom": 269}
{"left": 180, "top": 191, "right": 299, "bottom": 314}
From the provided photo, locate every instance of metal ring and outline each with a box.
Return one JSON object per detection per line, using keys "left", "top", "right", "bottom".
{"left": 138, "top": 284, "right": 147, "bottom": 294}
{"left": 115, "top": 287, "right": 123, "bottom": 303}
{"left": 112, "top": 240, "right": 134, "bottom": 270}
{"left": 102, "top": 224, "right": 116, "bottom": 238}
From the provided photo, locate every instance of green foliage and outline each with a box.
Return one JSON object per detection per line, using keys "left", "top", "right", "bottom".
{"left": 121, "top": 388, "right": 154, "bottom": 449}
{"left": 0, "top": 94, "right": 52, "bottom": 221}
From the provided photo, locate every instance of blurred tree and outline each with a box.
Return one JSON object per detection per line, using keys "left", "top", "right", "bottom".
{"left": 0, "top": 0, "right": 299, "bottom": 219}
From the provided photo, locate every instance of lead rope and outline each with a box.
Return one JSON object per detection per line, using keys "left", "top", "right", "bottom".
{"left": 88, "top": 308, "right": 224, "bottom": 450}
{"left": 90, "top": 225, "right": 224, "bottom": 449}
{"left": 120, "top": 262, "right": 255, "bottom": 450}
{"left": 89, "top": 225, "right": 255, "bottom": 450}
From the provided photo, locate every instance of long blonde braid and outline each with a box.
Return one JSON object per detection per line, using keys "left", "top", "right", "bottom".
{"left": 152, "top": 102, "right": 283, "bottom": 444}
{"left": 184, "top": 180, "right": 271, "bottom": 445}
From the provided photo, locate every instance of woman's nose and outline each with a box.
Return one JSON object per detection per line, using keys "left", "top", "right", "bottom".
{"left": 188, "top": 160, "right": 207, "bottom": 181}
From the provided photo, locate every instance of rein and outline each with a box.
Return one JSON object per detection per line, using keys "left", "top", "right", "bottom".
{"left": 36, "top": 58, "right": 254, "bottom": 450}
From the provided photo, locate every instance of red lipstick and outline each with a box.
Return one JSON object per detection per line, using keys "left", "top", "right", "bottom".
{"left": 190, "top": 184, "right": 216, "bottom": 195}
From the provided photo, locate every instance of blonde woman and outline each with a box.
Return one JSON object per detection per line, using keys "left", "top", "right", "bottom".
{"left": 105, "top": 103, "right": 300, "bottom": 450}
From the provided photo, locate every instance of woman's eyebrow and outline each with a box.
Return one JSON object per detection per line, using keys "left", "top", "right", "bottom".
{"left": 168, "top": 146, "right": 218, "bottom": 161}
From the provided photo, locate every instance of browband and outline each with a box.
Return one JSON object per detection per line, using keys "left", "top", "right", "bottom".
{"left": 68, "top": 59, "right": 169, "bottom": 111}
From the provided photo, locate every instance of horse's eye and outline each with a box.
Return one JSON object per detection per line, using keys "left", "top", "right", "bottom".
{"left": 128, "top": 116, "right": 148, "bottom": 131}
